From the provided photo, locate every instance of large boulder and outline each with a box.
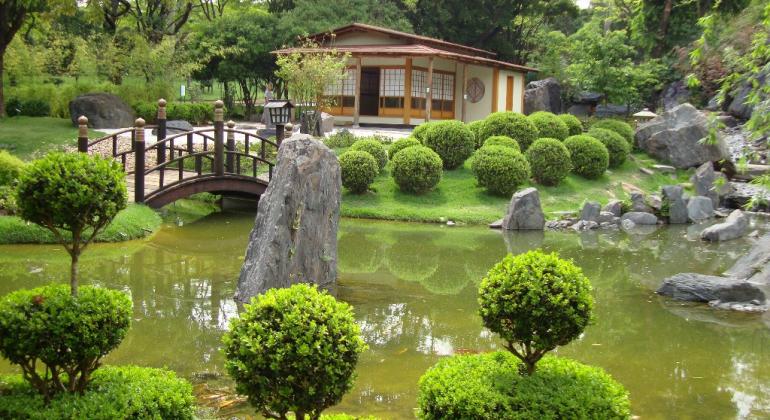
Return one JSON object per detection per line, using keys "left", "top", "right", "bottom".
{"left": 502, "top": 188, "right": 545, "bottom": 230}
{"left": 700, "top": 209, "right": 748, "bottom": 242}
{"left": 69, "top": 93, "right": 136, "bottom": 129}
{"left": 724, "top": 234, "right": 770, "bottom": 284}
{"left": 661, "top": 185, "right": 687, "bottom": 224}
{"left": 151, "top": 120, "right": 194, "bottom": 136}
{"left": 236, "top": 134, "right": 341, "bottom": 302}
{"left": 620, "top": 211, "right": 658, "bottom": 225}
{"left": 524, "top": 78, "right": 562, "bottom": 114}
{"left": 691, "top": 161, "right": 731, "bottom": 208}
{"left": 657, "top": 273, "right": 765, "bottom": 306}
{"left": 635, "top": 103, "right": 730, "bottom": 168}
{"left": 727, "top": 66, "right": 768, "bottom": 120}
{"left": 687, "top": 196, "right": 714, "bottom": 222}
{"left": 594, "top": 104, "right": 630, "bottom": 118}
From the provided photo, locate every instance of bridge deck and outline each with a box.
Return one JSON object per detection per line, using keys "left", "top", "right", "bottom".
{"left": 126, "top": 170, "right": 270, "bottom": 203}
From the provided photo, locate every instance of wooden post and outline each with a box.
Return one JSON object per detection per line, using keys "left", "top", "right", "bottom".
{"left": 403, "top": 58, "right": 412, "bottom": 125}
{"left": 461, "top": 63, "right": 468, "bottom": 123}
{"left": 214, "top": 100, "right": 225, "bottom": 177}
{"left": 134, "top": 118, "right": 146, "bottom": 204}
{"left": 156, "top": 98, "right": 167, "bottom": 164}
{"left": 77, "top": 116, "right": 88, "bottom": 152}
{"left": 226, "top": 120, "right": 235, "bottom": 173}
{"left": 426, "top": 57, "right": 434, "bottom": 122}
{"left": 276, "top": 124, "right": 285, "bottom": 146}
{"left": 353, "top": 56, "right": 362, "bottom": 127}
{"left": 492, "top": 68, "right": 499, "bottom": 113}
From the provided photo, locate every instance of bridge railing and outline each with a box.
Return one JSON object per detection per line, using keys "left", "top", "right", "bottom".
{"left": 76, "top": 99, "right": 282, "bottom": 204}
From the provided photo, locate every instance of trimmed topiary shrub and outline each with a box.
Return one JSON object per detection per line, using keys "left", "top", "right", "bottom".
{"left": 591, "top": 119, "right": 634, "bottom": 146}
{"left": 417, "top": 352, "right": 630, "bottom": 419}
{"left": 0, "top": 285, "right": 132, "bottom": 397}
{"left": 421, "top": 120, "right": 475, "bottom": 169}
{"left": 0, "top": 186, "right": 18, "bottom": 215}
{"left": 478, "top": 250, "right": 593, "bottom": 374}
{"left": 324, "top": 129, "right": 357, "bottom": 148}
{"left": 526, "top": 138, "right": 572, "bottom": 186}
{"left": 339, "top": 150, "right": 378, "bottom": 194}
{"left": 0, "top": 151, "right": 25, "bottom": 186}
{"left": 391, "top": 146, "right": 443, "bottom": 194}
{"left": 483, "top": 135, "right": 520, "bottom": 152}
{"left": 466, "top": 119, "right": 486, "bottom": 149}
{"left": 563, "top": 135, "right": 610, "bottom": 179}
{"left": 558, "top": 113, "right": 584, "bottom": 136}
{"left": 0, "top": 365, "right": 196, "bottom": 419}
{"left": 527, "top": 111, "right": 569, "bottom": 141}
{"left": 388, "top": 137, "right": 421, "bottom": 159}
{"left": 479, "top": 112, "right": 540, "bottom": 151}
{"left": 222, "top": 284, "right": 367, "bottom": 420}
{"left": 471, "top": 145, "right": 530, "bottom": 196}
{"left": 588, "top": 128, "right": 630, "bottom": 168}
{"left": 350, "top": 139, "right": 388, "bottom": 171}
{"left": 412, "top": 121, "right": 439, "bottom": 143}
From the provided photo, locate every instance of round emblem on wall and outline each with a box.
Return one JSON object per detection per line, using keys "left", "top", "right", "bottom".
{"left": 466, "top": 78, "right": 485, "bottom": 103}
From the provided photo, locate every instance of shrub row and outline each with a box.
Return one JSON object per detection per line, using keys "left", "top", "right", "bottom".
{"left": 0, "top": 151, "right": 25, "bottom": 186}
{"left": 4, "top": 98, "right": 50, "bottom": 117}
{"left": 132, "top": 101, "right": 214, "bottom": 125}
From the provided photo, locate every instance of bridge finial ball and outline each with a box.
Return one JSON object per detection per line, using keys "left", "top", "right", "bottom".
{"left": 227, "top": 120, "right": 235, "bottom": 128}
{"left": 78, "top": 115, "right": 88, "bottom": 125}
{"left": 158, "top": 98, "right": 167, "bottom": 107}
{"left": 135, "top": 117, "right": 146, "bottom": 127}
{"left": 214, "top": 100, "right": 224, "bottom": 109}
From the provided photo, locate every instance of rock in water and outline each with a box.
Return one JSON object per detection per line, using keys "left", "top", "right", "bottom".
{"left": 524, "top": 78, "right": 562, "bottom": 114}
{"left": 724, "top": 234, "right": 770, "bottom": 284}
{"left": 662, "top": 185, "right": 687, "bottom": 224}
{"left": 69, "top": 93, "right": 136, "bottom": 129}
{"left": 502, "top": 188, "right": 545, "bottom": 230}
{"left": 236, "top": 134, "right": 341, "bottom": 302}
{"left": 603, "top": 200, "right": 623, "bottom": 217}
{"left": 635, "top": 103, "right": 729, "bottom": 168}
{"left": 620, "top": 212, "right": 658, "bottom": 225}
{"left": 657, "top": 273, "right": 765, "bottom": 306}
{"left": 687, "top": 196, "right": 714, "bottom": 222}
{"left": 691, "top": 162, "right": 731, "bottom": 208}
{"left": 579, "top": 201, "right": 601, "bottom": 222}
{"left": 701, "top": 209, "right": 748, "bottom": 242}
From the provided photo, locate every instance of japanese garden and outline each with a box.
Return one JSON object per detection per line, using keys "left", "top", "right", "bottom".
{"left": 0, "top": 0, "right": 769, "bottom": 418}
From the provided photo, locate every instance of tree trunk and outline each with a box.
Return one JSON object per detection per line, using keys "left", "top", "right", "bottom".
{"left": 0, "top": 52, "right": 5, "bottom": 117}
{"left": 70, "top": 251, "right": 79, "bottom": 297}
{"left": 653, "top": 0, "right": 673, "bottom": 57}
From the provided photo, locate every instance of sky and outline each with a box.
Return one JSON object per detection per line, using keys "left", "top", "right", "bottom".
{"left": 576, "top": 0, "right": 591, "bottom": 9}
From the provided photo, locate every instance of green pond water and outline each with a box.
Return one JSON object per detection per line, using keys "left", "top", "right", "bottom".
{"left": 1, "top": 210, "right": 769, "bottom": 419}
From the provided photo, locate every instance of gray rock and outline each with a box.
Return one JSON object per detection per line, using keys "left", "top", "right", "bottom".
{"left": 621, "top": 212, "right": 658, "bottom": 225}
{"left": 595, "top": 104, "right": 630, "bottom": 118}
{"left": 661, "top": 80, "right": 691, "bottom": 111}
{"left": 580, "top": 201, "right": 601, "bottom": 222}
{"left": 596, "top": 211, "right": 617, "bottom": 224}
{"left": 502, "top": 188, "right": 545, "bottom": 230}
{"left": 657, "top": 273, "right": 765, "bottom": 306}
{"left": 691, "top": 162, "right": 731, "bottom": 208}
{"left": 152, "top": 120, "right": 194, "bottom": 136}
{"left": 687, "top": 196, "right": 714, "bottom": 222}
{"left": 571, "top": 220, "right": 599, "bottom": 231}
{"left": 724, "top": 234, "right": 770, "bottom": 284}
{"left": 69, "top": 93, "right": 135, "bottom": 129}
{"left": 653, "top": 164, "right": 676, "bottom": 173}
{"left": 700, "top": 209, "right": 748, "bottom": 242}
{"left": 727, "top": 67, "right": 768, "bottom": 120}
{"left": 630, "top": 192, "right": 652, "bottom": 213}
{"left": 621, "top": 219, "right": 636, "bottom": 231}
{"left": 648, "top": 194, "right": 662, "bottom": 211}
{"left": 603, "top": 200, "right": 623, "bottom": 217}
{"left": 635, "top": 103, "right": 730, "bottom": 168}
{"left": 662, "top": 185, "right": 687, "bottom": 224}
{"left": 488, "top": 218, "right": 504, "bottom": 229}
{"left": 524, "top": 78, "right": 562, "bottom": 114}
{"left": 236, "top": 134, "right": 341, "bottom": 302}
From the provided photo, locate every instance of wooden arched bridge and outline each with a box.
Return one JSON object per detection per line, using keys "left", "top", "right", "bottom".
{"left": 76, "top": 100, "right": 281, "bottom": 208}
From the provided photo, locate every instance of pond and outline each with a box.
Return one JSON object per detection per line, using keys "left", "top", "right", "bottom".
{"left": 1, "top": 210, "right": 769, "bottom": 419}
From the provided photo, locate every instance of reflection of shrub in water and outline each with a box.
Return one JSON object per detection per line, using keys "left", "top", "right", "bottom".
{"left": 421, "top": 250, "right": 471, "bottom": 295}
{"left": 385, "top": 234, "right": 439, "bottom": 282}
{"left": 337, "top": 231, "right": 387, "bottom": 274}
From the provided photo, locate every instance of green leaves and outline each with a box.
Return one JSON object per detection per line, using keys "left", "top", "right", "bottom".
{"left": 478, "top": 112, "right": 540, "bottom": 152}
{"left": 422, "top": 120, "right": 476, "bottom": 170}
{"left": 350, "top": 139, "right": 388, "bottom": 171}
{"left": 390, "top": 145, "right": 443, "bottom": 194}
{"left": 526, "top": 137, "right": 572, "bottom": 186}
{"left": 339, "top": 150, "right": 378, "bottom": 194}
{"left": 563, "top": 135, "right": 610, "bottom": 179}
{"left": 471, "top": 145, "right": 530, "bottom": 197}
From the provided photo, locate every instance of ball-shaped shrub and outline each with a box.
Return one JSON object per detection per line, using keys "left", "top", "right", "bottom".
{"left": 483, "top": 135, "right": 520, "bottom": 152}
{"left": 558, "top": 113, "right": 584, "bottom": 136}
{"left": 527, "top": 111, "right": 569, "bottom": 141}
{"left": 339, "top": 150, "right": 378, "bottom": 194}
{"left": 421, "top": 120, "right": 475, "bottom": 169}
{"left": 0, "top": 151, "right": 25, "bottom": 186}
{"left": 412, "top": 121, "right": 439, "bottom": 143}
{"left": 324, "top": 129, "right": 357, "bottom": 148}
{"left": 478, "top": 250, "right": 593, "bottom": 374}
{"left": 526, "top": 138, "right": 572, "bottom": 186}
{"left": 591, "top": 119, "right": 634, "bottom": 146}
{"left": 223, "top": 284, "right": 367, "bottom": 420}
{"left": 479, "top": 112, "right": 540, "bottom": 151}
{"left": 388, "top": 137, "right": 421, "bottom": 159}
{"left": 0, "top": 285, "right": 132, "bottom": 396}
{"left": 588, "top": 128, "right": 630, "bottom": 168}
{"left": 350, "top": 139, "right": 387, "bottom": 171}
{"left": 466, "top": 119, "right": 486, "bottom": 149}
{"left": 391, "top": 146, "right": 443, "bottom": 194}
{"left": 563, "top": 135, "right": 610, "bottom": 179}
{"left": 471, "top": 146, "right": 530, "bottom": 196}
{"left": 417, "top": 352, "right": 630, "bottom": 419}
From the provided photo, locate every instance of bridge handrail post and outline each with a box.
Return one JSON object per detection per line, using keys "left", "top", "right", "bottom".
{"left": 77, "top": 116, "right": 89, "bottom": 153}
{"left": 214, "top": 100, "right": 225, "bottom": 176}
{"left": 157, "top": 98, "right": 167, "bottom": 164}
{"left": 134, "top": 118, "right": 146, "bottom": 203}
{"left": 226, "top": 120, "right": 235, "bottom": 174}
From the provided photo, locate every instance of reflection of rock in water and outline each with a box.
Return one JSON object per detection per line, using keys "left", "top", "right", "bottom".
{"left": 578, "top": 231, "right": 599, "bottom": 249}
{"left": 501, "top": 230, "right": 544, "bottom": 255}
{"left": 657, "top": 298, "right": 766, "bottom": 329}
{"left": 385, "top": 233, "right": 439, "bottom": 282}
{"left": 337, "top": 231, "right": 387, "bottom": 274}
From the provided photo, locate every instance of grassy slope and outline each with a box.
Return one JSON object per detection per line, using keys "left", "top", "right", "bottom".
{"left": 0, "top": 204, "right": 162, "bottom": 245}
{"left": 0, "top": 117, "right": 105, "bottom": 159}
{"left": 340, "top": 149, "right": 691, "bottom": 225}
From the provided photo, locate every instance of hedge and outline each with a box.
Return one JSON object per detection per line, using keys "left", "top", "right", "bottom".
{"left": 339, "top": 150, "right": 378, "bottom": 194}
{"left": 526, "top": 137, "right": 572, "bottom": 186}
{"left": 350, "top": 139, "right": 388, "bottom": 171}
{"left": 391, "top": 145, "right": 443, "bottom": 193}
{"left": 591, "top": 119, "right": 635, "bottom": 146}
{"left": 588, "top": 128, "right": 630, "bottom": 168}
{"left": 0, "top": 151, "right": 25, "bottom": 186}
{"left": 421, "top": 120, "right": 476, "bottom": 170}
{"left": 483, "top": 135, "right": 520, "bottom": 151}
{"left": 479, "top": 112, "right": 540, "bottom": 151}
{"left": 388, "top": 137, "right": 422, "bottom": 159}
{"left": 558, "top": 114, "right": 584, "bottom": 136}
{"left": 471, "top": 145, "right": 530, "bottom": 196}
{"left": 563, "top": 135, "right": 609, "bottom": 179}
{"left": 527, "top": 111, "right": 569, "bottom": 141}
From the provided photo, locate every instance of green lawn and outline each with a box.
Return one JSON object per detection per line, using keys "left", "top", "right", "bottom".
{"left": 340, "top": 150, "right": 692, "bottom": 225}
{"left": 0, "top": 117, "right": 104, "bottom": 160}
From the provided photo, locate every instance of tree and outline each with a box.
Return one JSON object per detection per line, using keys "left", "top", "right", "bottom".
{"left": 15, "top": 153, "right": 127, "bottom": 296}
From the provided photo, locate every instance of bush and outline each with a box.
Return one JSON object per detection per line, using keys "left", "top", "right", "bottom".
{"left": 421, "top": 120, "right": 475, "bottom": 169}
{"left": 412, "top": 121, "right": 439, "bottom": 143}
{"left": 388, "top": 137, "right": 421, "bottom": 159}
{"left": 527, "top": 111, "right": 569, "bottom": 141}
{"left": 0, "top": 186, "right": 18, "bottom": 215}
{"left": 0, "top": 285, "right": 132, "bottom": 396}
{"left": 132, "top": 101, "right": 214, "bottom": 125}
{"left": 222, "top": 284, "right": 367, "bottom": 420}
{"left": 339, "top": 151, "right": 378, "bottom": 194}
{"left": 588, "top": 128, "right": 630, "bottom": 168}
{"left": 391, "top": 146, "right": 443, "bottom": 194}
{"left": 466, "top": 119, "right": 486, "bottom": 148}
{"left": 591, "top": 119, "right": 634, "bottom": 146}
{"left": 417, "top": 352, "right": 630, "bottom": 420}
{"left": 478, "top": 250, "right": 593, "bottom": 374}
{"left": 4, "top": 98, "right": 50, "bottom": 117}
{"left": 0, "top": 365, "right": 196, "bottom": 419}
{"left": 558, "top": 113, "right": 584, "bottom": 136}
{"left": 471, "top": 146, "right": 530, "bottom": 196}
{"left": 0, "top": 150, "right": 25, "bottom": 186}
{"left": 324, "top": 129, "right": 357, "bottom": 148}
{"left": 563, "top": 135, "right": 610, "bottom": 179}
{"left": 526, "top": 138, "right": 572, "bottom": 186}
{"left": 350, "top": 139, "right": 388, "bottom": 171}
{"left": 479, "top": 112, "right": 540, "bottom": 151}
{"left": 483, "top": 135, "right": 520, "bottom": 151}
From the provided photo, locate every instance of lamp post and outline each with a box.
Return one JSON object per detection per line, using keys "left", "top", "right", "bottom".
{"left": 264, "top": 100, "right": 294, "bottom": 145}
{"left": 633, "top": 108, "right": 658, "bottom": 127}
